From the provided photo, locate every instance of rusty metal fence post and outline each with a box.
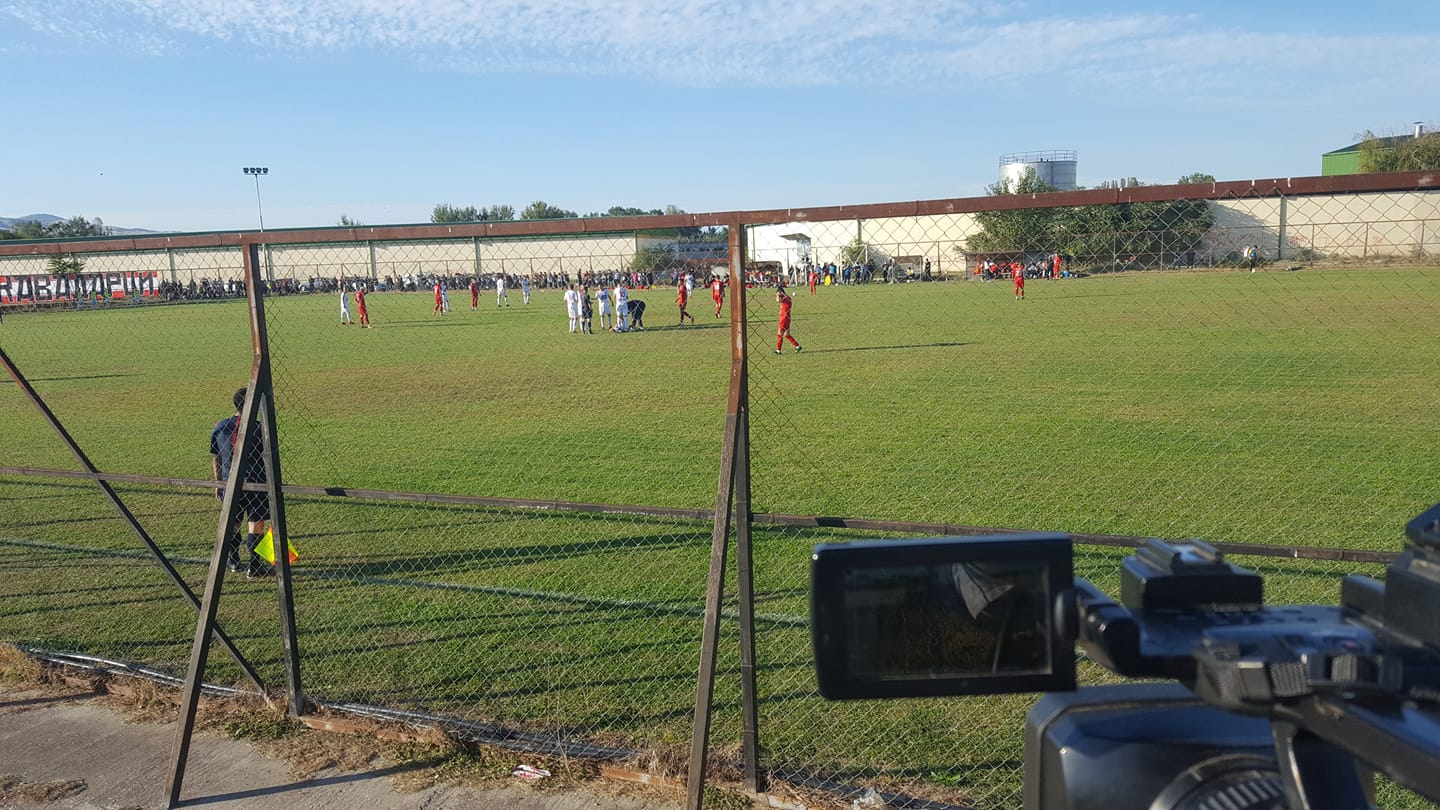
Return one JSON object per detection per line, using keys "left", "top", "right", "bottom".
{"left": 165, "top": 242, "right": 303, "bottom": 807}
{"left": 686, "top": 217, "right": 759, "bottom": 809}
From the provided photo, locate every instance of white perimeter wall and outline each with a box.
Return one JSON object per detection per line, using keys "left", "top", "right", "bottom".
{"left": 3, "top": 191, "right": 1436, "bottom": 288}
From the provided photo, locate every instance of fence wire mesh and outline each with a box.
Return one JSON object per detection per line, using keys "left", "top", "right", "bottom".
{"left": 742, "top": 190, "right": 1439, "bottom": 808}
{"left": 0, "top": 182, "right": 1437, "bottom": 810}
{"left": 255, "top": 232, "right": 735, "bottom": 765}
{"left": 0, "top": 251, "right": 282, "bottom": 687}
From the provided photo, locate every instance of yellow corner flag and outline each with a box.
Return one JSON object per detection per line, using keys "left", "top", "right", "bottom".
{"left": 254, "top": 528, "right": 299, "bottom": 565}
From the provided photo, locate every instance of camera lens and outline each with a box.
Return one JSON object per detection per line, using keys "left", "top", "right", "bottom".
{"left": 1152, "top": 754, "right": 1287, "bottom": 810}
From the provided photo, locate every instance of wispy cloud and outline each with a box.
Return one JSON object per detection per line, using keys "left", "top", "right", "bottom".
{"left": 5, "top": 0, "right": 1436, "bottom": 99}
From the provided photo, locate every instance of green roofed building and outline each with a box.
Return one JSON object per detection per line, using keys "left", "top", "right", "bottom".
{"left": 1322, "top": 134, "right": 1416, "bottom": 176}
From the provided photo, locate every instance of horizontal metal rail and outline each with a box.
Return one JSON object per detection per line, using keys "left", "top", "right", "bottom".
{"left": 0, "top": 171, "right": 1434, "bottom": 258}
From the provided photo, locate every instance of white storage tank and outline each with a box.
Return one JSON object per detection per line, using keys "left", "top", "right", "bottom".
{"left": 999, "top": 150, "right": 1078, "bottom": 191}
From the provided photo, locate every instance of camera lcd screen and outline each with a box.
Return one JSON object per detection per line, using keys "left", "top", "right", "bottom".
{"left": 812, "top": 534, "right": 1075, "bottom": 699}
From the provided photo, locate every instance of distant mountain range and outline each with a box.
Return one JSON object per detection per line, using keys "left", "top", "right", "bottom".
{"left": 0, "top": 214, "right": 63, "bottom": 229}
{"left": 1, "top": 213, "right": 158, "bottom": 236}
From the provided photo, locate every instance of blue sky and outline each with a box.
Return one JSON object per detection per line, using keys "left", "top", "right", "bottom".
{"left": 2, "top": 0, "right": 1436, "bottom": 233}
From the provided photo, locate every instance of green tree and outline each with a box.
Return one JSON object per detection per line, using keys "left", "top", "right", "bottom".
{"left": 338, "top": 215, "right": 364, "bottom": 227}
{"left": 594, "top": 206, "right": 664, "bottom": 217}
{"left": 46, "top": 216, "right": 110, "bottom": 238}
{"left": 968, "top": 168, "right": 1062, "bottom": 254}
{"left": 967, "top": 168, "right": 1213, "bottom": 268}
{"left": 3, "top": 220, "right": 48, "bottom": 239}
{"left": 431, "top": 203, "right": 516, "bottom": 222}
{"left": 47, "top": 254, "right": 85, "bottom": 275}
{"left": 432, "top": 204, "right": 481, "bottom": 223}
{"left": 839, "top": 238, "right": 876, "bottom": 266}
{"left": 691, "top": 226, "right": 728, "bottom": 243}
{"left": 1177, "top": 172, "right": 1217, "bottom": 184}
{"left": 521, "top": 201, "right": 579, "bottom": 220}
{"left": 1357, "top": 130, "right": 1440, "bottom": 172}
{"left": 1094, "top": 177, "right": 1144, "bottom": 189}
{"left": 629, "top": 246, "right": 673, "bottom": 275}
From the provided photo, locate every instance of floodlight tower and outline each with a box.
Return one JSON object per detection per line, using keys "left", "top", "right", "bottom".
{"left": 243, "top": 167, "right": 268, "bottom": 231}
{"left": 242, "top": 167, "right": 271, "bottom": 281}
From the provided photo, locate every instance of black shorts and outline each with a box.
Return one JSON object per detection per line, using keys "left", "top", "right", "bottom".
{"left": 236, "top": 489, "right": 271, "bottom": 522}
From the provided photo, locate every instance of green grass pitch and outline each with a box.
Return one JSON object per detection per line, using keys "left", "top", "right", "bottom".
{"left": 2, "top": 266, "right": 1437, "bottom": 808}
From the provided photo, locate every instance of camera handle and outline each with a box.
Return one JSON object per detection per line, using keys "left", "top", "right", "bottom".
{"left": 1269, "top": 718, "right": 1374, "bottom": 810}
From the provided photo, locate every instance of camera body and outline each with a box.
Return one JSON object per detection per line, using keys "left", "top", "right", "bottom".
{"left": 810, "top": 504, "right": 1440, "bottom": 810}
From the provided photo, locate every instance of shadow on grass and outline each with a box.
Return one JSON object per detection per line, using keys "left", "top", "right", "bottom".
{"left": 0, "top": 589, "right": 178, "bottom": 620}
{"left": 357, "top": 318, "right": 474, "bottom": 329}
{"left": 650, "top": 322, "right": 729, "bottom": 332}
{"left": 300, "top": 529, "right": 705, "bottom": 579}
{"left": 2, "top": 513, "right": 126, "bottom": 530}
{"left": 769, "top": 341, "right": 970, "bottom": 355}
{"left": 301, "top": 606, "right": 693, "bottom": 661}
{"left": 29, "top": 373, "right": 141, "bottom": 382}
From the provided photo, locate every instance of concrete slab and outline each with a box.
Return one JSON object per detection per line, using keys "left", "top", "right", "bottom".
{"left": 0, "top": 686, "right": 684, "bottom": 810}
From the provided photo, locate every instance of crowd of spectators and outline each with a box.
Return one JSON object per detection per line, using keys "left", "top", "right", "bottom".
{"left": 778, "top": 258, "right": 938, "bottom": 287}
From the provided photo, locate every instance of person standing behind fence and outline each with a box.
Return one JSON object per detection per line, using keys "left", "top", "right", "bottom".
{"left": 615, "top": 283, "right": 629, "bottom": 330}
{"left": 355, "top": 284, "right": 371, "bottom": 327}
{"left": 211, "top": 387, "right": 272, "bottom": 578}
{"left": 580, "top": 285, "right": 594, "bottom": 334}
{"left": 597, "top": 285, "right": 613, "bottom": 331}
{"left": 469, "top": 278, "right": 479, "bottom": 311}
{"left": 564, "top": 284, "right": 579, "bottom": 333}
{"left": 1012, "top": 262, "right": 1026, "bottom": 300}
{"left": 433, "top": 281, "right": 444, "bottom": 316}
{"left": 676, "top": 280, "right": 696, "bottom": 326}
{"left": 340, "top": 285, "right": 353, "bottom": 325}
{"left": 521, "top": 276, "right": 532, "bottom": 304}
{"left": 497, "top": 274, "right": 509, "bottom": 307}
{"left": 711, "top": 275, "right": 726, "bottom": 317}
{"left": 774, "top": 284, "right": 802, "bottom": 354}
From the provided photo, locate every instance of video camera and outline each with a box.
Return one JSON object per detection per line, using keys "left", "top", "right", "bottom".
{"left": 810, "top": 504, "right": 1440, "bottom": 810}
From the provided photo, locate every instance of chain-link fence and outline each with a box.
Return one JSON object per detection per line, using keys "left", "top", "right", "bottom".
{"left": 742, "top": 188, "right": 1437, "bottom": 807}
{"left": 2, "top": 177, "right": 1437, "bottom": 809}
{"left": 0, "top": 249, "right": 281, "bottom": 692}
{"left": 254, "top": 233, "right": 735, "bottom": 764}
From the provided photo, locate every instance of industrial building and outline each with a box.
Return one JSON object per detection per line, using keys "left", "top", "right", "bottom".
{"left": 998, "top": 150, "right": 1078, "bottom": 191}
{"left": 1322, "top": 124, "right": 1426, "bottom": 175}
